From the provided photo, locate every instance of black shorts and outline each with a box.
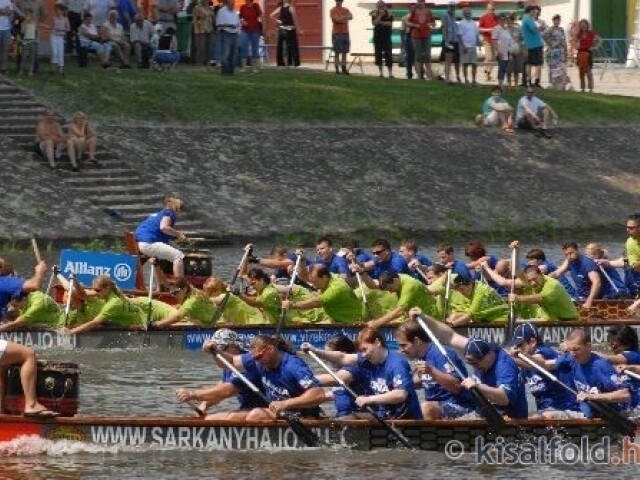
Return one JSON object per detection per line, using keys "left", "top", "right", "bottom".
{"left": 527, "top": 46, "right": 543, "bottom": 66}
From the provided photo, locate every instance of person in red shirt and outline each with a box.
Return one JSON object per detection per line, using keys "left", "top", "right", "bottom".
{"left": 330, "top": 0, "right": 353, "bottom": 74}
{"left": 239, "top": 0, "right": 265, "bottom": 71}
{"left": 576, "top": 19, "right": 600, "bottom": 92}
{"left": 478, "top": 1, "right": 498, "bottom": 81}
{"left": 405, "top": 0, "right": 435, "bottom": 80}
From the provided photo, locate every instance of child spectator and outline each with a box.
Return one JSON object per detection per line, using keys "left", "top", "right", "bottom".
{"left": 152, "top": 25, "right": 180, "bottom": 70}
{"left": 19, "top": 7, "right": 37, "bottom": 77}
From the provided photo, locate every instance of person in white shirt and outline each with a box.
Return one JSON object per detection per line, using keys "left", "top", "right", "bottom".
{"left": 78, "top": 11, "right": 112, "bottom": 66}
{"left": 457, "top": 7, "right": 478, "bottom": 85}
{"left": 104, "top": 8, "right": 130, "bottom": 67}
{"left": 216, "top": 0, "right": 240, "bottom": 75}
{"left": 490, "top": 13, "right": 512, "bottom": 88}
{"left": 516, "top": 87, "right": 558, "bottom": 137}
{"left": 129, "top": 13, "right": 154, "bottom": 68}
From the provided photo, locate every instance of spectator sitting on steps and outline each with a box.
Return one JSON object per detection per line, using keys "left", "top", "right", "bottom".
{"left": 515, "top": 86, "right": 558, "bottom": 138}
{"left": 475, "top": 85, "right": 514, "bottom": 134}
{"left": 35, "top": 110, "right": 66, "bottom": 171}
{"left": 78, "top": 12, "right": 112, "bottom": 67}
{"left": 103, "top": 8, "right": 131, "bottom": 69}
{"left": 66, "top": 111, "right": 98, "bottom": 171}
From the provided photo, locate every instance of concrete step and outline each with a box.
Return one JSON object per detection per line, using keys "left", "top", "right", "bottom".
{"left": 0, "top": 117, "right": 42, "bottom": 126}
{"left": 65, "top": 183, "right": 157, "bottom": 195}
{"left": 0, "top": 108, "right": 46, "bottom": 116}
{"left": 89, "top": 195, "right": 165, "bottom": 206}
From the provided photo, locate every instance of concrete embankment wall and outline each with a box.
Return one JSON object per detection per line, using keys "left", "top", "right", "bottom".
{"left": 2, "top": 124, "right": 639, "bottom": 243}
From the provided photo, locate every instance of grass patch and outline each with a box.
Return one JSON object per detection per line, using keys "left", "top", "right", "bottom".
{"left": 12, "top": 64, "right": 640, "bottom": 125}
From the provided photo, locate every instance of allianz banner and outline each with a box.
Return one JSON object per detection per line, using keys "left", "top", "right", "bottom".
{"left": 59, "top": 249, "right": 137, "bottom": 290}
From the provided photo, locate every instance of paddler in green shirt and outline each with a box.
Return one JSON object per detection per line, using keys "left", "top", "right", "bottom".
{"left": 152, "top": 278, "right": 217, "bottom": 327}
{"left": 364, "top": 271, "right": 440, "bottom": 330}
{"left": 509, "top": 265, "right": 579, "bottom": 321}
{"left": 0, "top": 291, "right": 61, "bottom": 331}
{"left": 54, "top": 271, "right": 105, "bottom": 328}
{"left": 67, "top": 275, "right": 145, "bottom": 334}
{"left": 238, "top": 268, "right": 328, "bottom": 324}
{"left": 203, "top": 277, "right": 266, "bottom": 325}
{"left": 282, "top": 265, "right": 365, "bottom": 324}
{"left": 446, "top": 273, "right": 508, "bottom": 326}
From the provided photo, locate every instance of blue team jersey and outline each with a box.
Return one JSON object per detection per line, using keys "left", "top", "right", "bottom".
{"left": 333, "top": 364, "right": 369, "bottom": 417}
{"left": 357, "top": 351, "right": 423, "bottom": 419}
{"left": 134, "top": 209, "right": 178, "bottom": 244}
{"left": 355, "top": 250, "right": 374, "bottom": 264}
{"left": 597, "top": 264, "right": 628, "bottom": 299}
{"left": 450, "top": 259, "right": 472, "bottom": 279}
{"left": 622, "top": 351, "right": 640, "bottom": 408}
{"left": 369, "top": 252, "right": 410, "bottom": 279}
{"left": 0, "top": 275, "right": 25, "bottom": 316}
{"left": 313, "top": 253, "right": 350, "bottom": 276}
{"left": 241, "top": 352, "right": 321, "bottom": 415}
{"left": 421, "top": 343, "right": 476, "bottom": 408}
{"left": 568, "top": 255, "right": 601, "bottom": 300}
{"left": 222, "top": 367, "right": 269, "bottom": 409}
{"left": 473, "top": 348, "right": 528, "bottom": 419}
{"left": 556, "top": 353, "right": 630, "bottom": 417}
{"left": 624, "top": 268, "right": 640, "bottom": 297}
{"left": 408, "top": 254, "right": 432, "bottom": 283}
{"left": 273, "top": 253, "right": 299, "bottom": 280}
{"left": 524, "top": 345, "right": 579, "bottom": 411}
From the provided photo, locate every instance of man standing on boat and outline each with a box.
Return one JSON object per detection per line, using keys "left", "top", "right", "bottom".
{"left": 204, "top": 335, "right": 326, "bottom": 421}
{"left": 134, "top": 197, "right": 187, "bottom": 282}
{"left": 408, "top": 307, "right": 529, "bottom": 419}
{"left": 395, "top": 320, "right": 477, "bottom": 419}
{"left": 506, "top": 323, "right": 582, "bottom": 419}
{"left": 550, "top": 242, "right": 601, "bottom": 311}
{"left": 176, "top": 328, "right": 268, "bottom": 419}
{"left": 0, "top": 257, "right": 60, "bottom": 417}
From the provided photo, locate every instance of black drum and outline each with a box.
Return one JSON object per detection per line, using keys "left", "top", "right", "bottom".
{"left": 2, "top": 361, "right": 80, "bottom": 416}
{"left": 158, "top": 250, "right": 212, "bottom": 287}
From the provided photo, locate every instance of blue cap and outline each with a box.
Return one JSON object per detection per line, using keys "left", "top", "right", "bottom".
{"left": 464, "top": 338, "right": 493, "bottom": 360}
{"left": 507, "top": 323, "right": 539, "bottom": 348}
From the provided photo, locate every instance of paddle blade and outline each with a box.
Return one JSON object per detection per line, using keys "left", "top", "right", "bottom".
{"left": 281, "top": 413, "right": 323, "bottom": 447}
{"left": 470, "top": 386, "right": 506, "bottom": 432}
{"left": 587, "top": 400, "right": 636, "bottom": 437}
{"left": 212, "top": 293, "right": 230, "bottom": 323}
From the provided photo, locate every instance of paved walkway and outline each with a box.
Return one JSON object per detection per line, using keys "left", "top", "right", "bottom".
{"left": 303, "top": 60, "right": 640, "bottom": 98}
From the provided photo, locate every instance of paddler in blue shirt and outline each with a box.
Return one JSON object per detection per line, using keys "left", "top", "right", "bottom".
{"left": 550, "top": 242, "right": 602, "bottom": 310}
{"left": 408, "top": 307, "right": 529, "bottom": 419}
{"left": 506, "top": 323, "right": 582, "bottom": 418}
{"left": 175, "top": 328, "right": 268, "bottom": 419}
{"left": 134, "top": 197, "right": 187, "bottom": 280}
{"left": 395, "top": 320, "right": 477, "bottom": 419}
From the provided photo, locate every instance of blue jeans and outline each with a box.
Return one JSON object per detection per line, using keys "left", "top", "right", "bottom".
{"left": 241, "top": 31, "right": 260, "bottom": 60}
{"left": 497, "top": 58, "right": 509, "bottom": 83}
{"left": 219, "top": 31, "right": 238, "bottom": 74}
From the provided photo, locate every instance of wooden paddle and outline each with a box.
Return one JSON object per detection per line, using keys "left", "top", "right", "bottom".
{"left": 415, "top": 315, "right": 506, "bottom": 432}
{"left": 31, "top": 237, "right": 42, "bottom": 263}
{"left": 516, "top": 352, "right": 636, "bottom": 437}
{"left": 504, "top": 246, "right": 518, "bottom": 345}
{"left": 63, "top": 273, "right": 75, "bottom": 327}
{"left": 145, "top": 259, "right": 156, "bottom": 331}
{"left": 442, "top": 268, "right": 452, "bottom": 322}
{"left": 622, "top": 368, "right": 640, "bottom": 382}
{"left": 214, "top": 352, "right": 324, "bottom": 447}
{"left": 350, "top": 260, "right": 372, "bottom": 321}
{"left": 305, "top": 349, "right": 414, "bottom": 449}
{"left": 276, "top": 253, "right": 303, "bottom": 337}
{"left": 211, "top": 246, "right": 254, "bottom": 323}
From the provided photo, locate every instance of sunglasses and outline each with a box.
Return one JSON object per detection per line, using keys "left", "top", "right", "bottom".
{"left": 626, "top": 225, "right": 638, "bottom": 230}
{"left": 372, "top": 249, "right": 387, "bottom": 256}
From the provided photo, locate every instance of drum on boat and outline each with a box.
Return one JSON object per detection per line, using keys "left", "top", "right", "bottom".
{"left": 158, "top": 249, "right": 213, "bottom": 287}
{"left": 1, "top": 361, "right": 80, "bottom": 417}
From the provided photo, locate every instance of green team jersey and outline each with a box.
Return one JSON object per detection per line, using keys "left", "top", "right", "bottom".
{"left": 180, "top": 293, "right": 217, "bottom": 326}
{"left": 453, "top": 281, "right": 508, "bottom": 324}
{"left": 397, "top": 274, "right": 440, "bottom": 318}
{"left": 357, "top": 286, "right": 398, "bottom": 318}
{"left": 217, "top": 293, "right": 266, "bottom": 325}
{"left": 535, "top": 276, "right": 580, "bottom": 321}
{"left": 287, "top": 286, "right": 331, "bottom": 324}
{"left": 514, "top": 284, "right": 537, "bottom": 320}
{"left": 320, "top": 276, "right": 365, "bottom": 324}
{"left": 627, "top": 237, "right": 640, "bottom": 266}
{"left": 62, "top": 296, "right": 105, "bottom": 327}
{"left": 257, "top": 284, "right": 282, "bottom": 324}
{"left": 99, "top": 292, "right": 145, "bottom": 328}
{"left": 19, "top": 291, "right": 61, "bottom": 327}
{"left": 136, "top": 298, "right": 178, "bottom": 324}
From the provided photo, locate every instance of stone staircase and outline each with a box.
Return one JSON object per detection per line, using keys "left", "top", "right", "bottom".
{"left": 0, "top": 78, "right": 211, "bottom": 238}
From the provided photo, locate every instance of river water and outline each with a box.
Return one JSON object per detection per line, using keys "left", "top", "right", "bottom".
{"left": 1, "top": 241, "right": 637, "bottom": 479}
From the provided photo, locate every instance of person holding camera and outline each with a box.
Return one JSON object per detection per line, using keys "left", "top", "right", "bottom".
{"left": 370, "top": 0, "right": 393, "bottom": 78}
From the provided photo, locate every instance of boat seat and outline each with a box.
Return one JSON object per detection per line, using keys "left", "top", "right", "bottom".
{"left": 123, "top": 230, "right": 149, "bottom": 291}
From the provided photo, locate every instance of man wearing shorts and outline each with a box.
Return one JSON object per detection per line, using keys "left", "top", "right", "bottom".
{"left": 457, "top": 7, "right": 478, "bottom": 85}
{"left": 330, "top": 0, "right": 352, "bottom": 75}
{"left": 521, "top": 5, "right": 544, "bottom": 87}
{"left": 516, "top": 87, "right": 557, "bottom": 137}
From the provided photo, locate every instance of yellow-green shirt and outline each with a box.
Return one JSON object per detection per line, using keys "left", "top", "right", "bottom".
{"left": 180, "top": 293, "right": 217, "bottom": 326}
{"left": 535, "top": 276, "right": 580, "bottom": 321}
{"left": 217, "top": 293, "right": 266, "bottom": 325}
{"left": 20, "top": 291, "right": 60, "bottom": 327}
{"left": 62, "top": 296, "right": 105, "bottom": 327}
{"left": 451, "top": 281, "right": 508, "bottom": 324}
{"left": 136, "top": 297, "right": 178, "bottom": 324}
{"left": 319, "top": 276, "right": 365, "bottom": 324}
{"left": 99, "top": 292, "right": 145, "bottom": 328}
